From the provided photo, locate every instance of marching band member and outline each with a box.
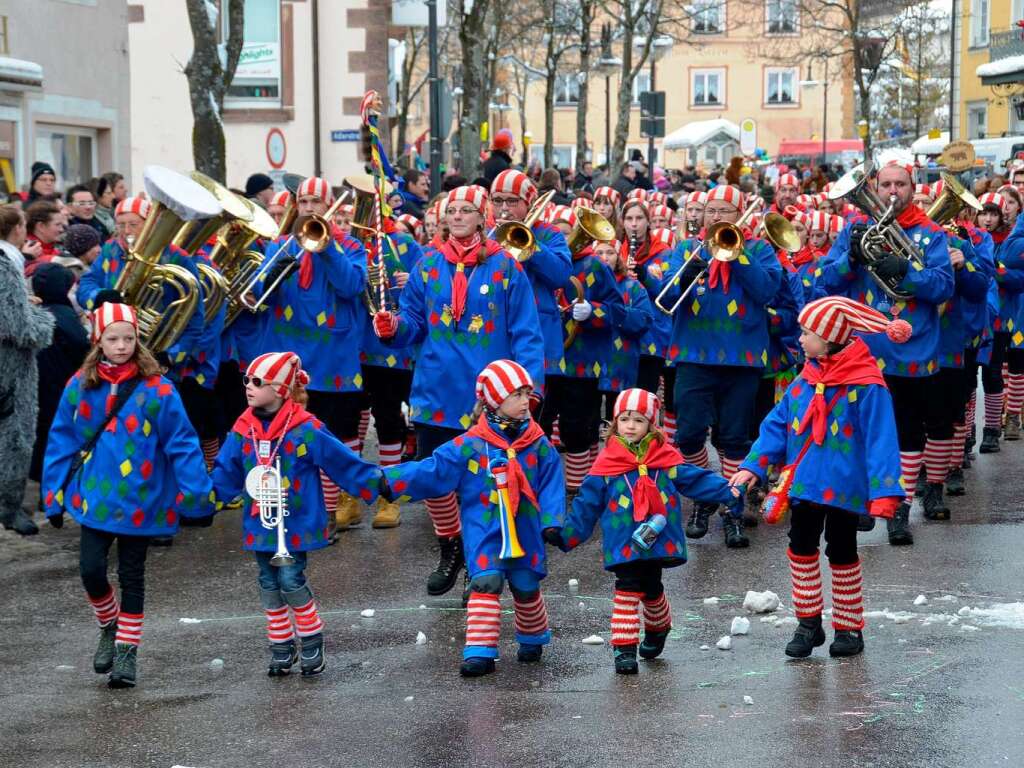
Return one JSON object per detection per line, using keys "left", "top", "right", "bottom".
{"left": 211, "top": 351, "right": 384, "bottom": 677}
{"left": 373, "top": 185, "right": 544, "bottom": 596}
{"left": 333, "top": 202, "right": 356, "bottom": 237}
{"left": 556, "top": 388, "right": 742, "bottom": 674}
{"left": 41, "top": 303, "right": 214, "bottom": 688}
{"left": 423, "top": 197, "right": 447, "bottom": 243}
{"left": 731, "top": 297, "right": 904, "bottom": 659}
{"left": 396, "top": 212, "right": 425, "bottom": 243}
{"left": 828, "top": 214, "right": 845, "bottom": 246}
{"left": 770, "top": 173, "right": 802, "bottom": 214}
{"left": 592, "top": 186, "right": 622, "bottom": 234}
{"left": 997, "top": 200, "right": 1024, "bottom": 440}
{"left": 383, "top": 361, "right": 564, "bottom": 677}
{"left": 649, "top": 204, "right": 673, "bottom": 230}
{"left": 817, "top": 161, "right": 953, "bottom": 545}
{"left": 267, "top": 190, "right": 292, "bottom": 228}
{"left": 656, "top": 184, "right": 782, "bottom": 548}
{"left": 258, "top": 177, "right": 370, "bottom": 535}
{"left": 678, "top": 190, "right": 707, "bottom": 240}
{"left": 912, "top": 184, "right": 934, "bottom": 210}
{"left": 808, "top": 210, "right": 832, "bottom": 255}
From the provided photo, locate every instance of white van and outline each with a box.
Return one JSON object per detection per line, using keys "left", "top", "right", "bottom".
{"left": 970, "top": 136, "right": 1024, "bottom": 170}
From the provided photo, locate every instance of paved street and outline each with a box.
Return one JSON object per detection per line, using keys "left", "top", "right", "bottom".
{"left": 2, "top": 439, "right": 1023, "bottom": 768}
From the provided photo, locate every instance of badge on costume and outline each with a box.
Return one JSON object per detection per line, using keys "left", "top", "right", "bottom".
{"left": 468, "top": 314, "right": 484, "bottom": 333}
{"left": 258, "top": 440, "right": 271, "bottom": 459}
{"left": 441, "top": 304, "right": 453, "bottom": 326}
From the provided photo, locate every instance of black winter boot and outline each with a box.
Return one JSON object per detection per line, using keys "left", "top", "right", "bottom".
{"left": 785, "top": 616, "right": 826, "bottom": 658}
{"left": 946, "top": 467, "right": 966, "bottom": 497}
{"left": 93, "top": 622, "right": 117, "bottom": 673}
{"left": 460, "top": 656, "right": 496, "bottom": 677}
{"left": 108, "top": 644, "right": 137, "bottom": 688}
{"left": 723, "top": 514, "right": 750, "bottom": 548}
{"left": 685, "top": 502, "right": 716, "bottom": 539}
{"left": 300, "top": 633, "right": 326, "bottom": 677}
{"left": 0, "top": 508, "right": 38, "bottom": 536}
{"left": 914, "top": 466, "right": 927, "bottom": 497}
{"left": 614, "top": 645, "right": 639, "bottom": 675}
{"left": 829, "top": 630, "right": 865, "bottom": 657}
{"left": 639, "top": 630, "right": 670, "bottom": 659}
{"left": 268, "top": 641, "right": 298, "bottom": 677}
{"left": 887, "top": 502, "right": 914, "bottom": 546}
{"left": 517, "top": 644, "right": 543, "bottom": 663}
{"left": 743, "top": 487, "right": 763, "bottom": 527}
{"left": 856, "top": 515, "right": 876, "bottom": 532}
{"left": 427, "top": 536, "right": 465, "bottom": 596}
{"left": 979, "top": 427, "right": 1001, "bottom": 454}
{"left": 922, "top": 482, "right": 950, "bottom": 521}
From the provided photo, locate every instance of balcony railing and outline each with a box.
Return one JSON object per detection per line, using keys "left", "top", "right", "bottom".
{"left": 991, "top": 26, "right": 1024, "bottom": 61}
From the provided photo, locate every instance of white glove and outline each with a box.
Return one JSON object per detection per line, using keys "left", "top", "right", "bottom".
{"left": 572, "top": 300, "right": 593, "bottom": 321}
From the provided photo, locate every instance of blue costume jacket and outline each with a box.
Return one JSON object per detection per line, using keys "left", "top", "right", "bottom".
{"left": 937, "top": 232, "right": 993, "bottom": 368}
{"left": 558, "top": 249, "right": 627, "bottom": 379}
{"left": 515, "top": 223, "right": 573, "bottom": 375}
{"left": 598, "top": 275, "right": 654, "bottom": 392}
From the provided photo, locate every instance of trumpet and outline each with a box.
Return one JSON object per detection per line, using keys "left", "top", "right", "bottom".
{"left": 493, "top": 189, "right": 556, "bottom": 261}
{"left": 247, "top": 459, "right": 295, "bottom": 568}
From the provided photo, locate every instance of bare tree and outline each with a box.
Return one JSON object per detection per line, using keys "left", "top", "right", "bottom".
{"left": 393, "top": 28, "right": 431, "bottom": 166}
{"left": 575, "top": 0, "right": 598, "bottom": 172}
{"left": 184, "top": 0, "right": 244, "bottom": 183}
{"left": 455, "top": 0, "right": 494, "bottom": 179}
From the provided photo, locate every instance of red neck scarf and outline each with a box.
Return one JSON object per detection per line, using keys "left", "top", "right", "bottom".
{"left": 708, "top": 256, "right": 733, "bottom": 293}
{"left": 789, "top": 245, "right": 820, "bottom": 268}
{"left": 895, "top": 204, "right": 929, "bottom": 230}
{"left": 97, "top": 360, "right": 139, "bottom": 416}
{"left": 990, "top": 227, "right": 1010, "bottom": 245}
{"left": 28, "top": 236, "right": 59, "bottom": 258}
{"left": 232, "top": 398, "right": 315, "bottom": 443}
{"left": 590, "top": 434, "right": 684, "bottom": 521}
{"left": 439, "top": 233, "right": 501, "bottom": 323}
{"left": 465, "top": 414, "right": 545, "bottom": 519}
{"left": 297, "top": 230, "right": 346, "bottom": 291}
{"left": 798, "top": 337, "right": 886, "bottom": 445}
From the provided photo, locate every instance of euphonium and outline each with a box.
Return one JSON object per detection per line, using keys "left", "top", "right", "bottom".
{"left": 926, "top": 171, "right": 982, "bottom": 232}
{"left": 566, "top": 206, "right": 616, "bottom": 257}
{"left": 493, "top": 189, "right": 556, "bottom": 261}
{"left": 115, "top": 166, "right": 221, "bottom": 352}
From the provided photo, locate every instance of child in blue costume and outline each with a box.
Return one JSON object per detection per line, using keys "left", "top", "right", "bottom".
{"left": 732, "top": 296, "right": 904, "bottom": 659}
{"left": 383, "top": 360, "right": 565, "bottom": 677}
{"left": 42, "top": 303, "right": 214, "bottom": 689}
{"left": 557, "top": 388, "right": 742, "bottom": 675}
{"left": 211, "top": 351, "right": 384, "bottom": 678}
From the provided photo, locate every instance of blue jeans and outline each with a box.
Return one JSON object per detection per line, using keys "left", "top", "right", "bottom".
{"left": 255, "top": 550, "right": 309, "bottom": 593}
{"left": 674, "top": 363, "right": 761, "bottom": 459}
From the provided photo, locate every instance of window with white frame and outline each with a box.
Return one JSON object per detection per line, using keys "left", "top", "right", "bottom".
{"left": 35, "top": 125, "right": 96, "bottom": 187}
{"left": 967, "top": 101, "right": 988, "bottom": 139}
{"left": 765, "top": 68, "right": 797, "bottom": 105}
{"left": 766, "top": 0, "right": 797, "bottom": 33}
{"left": 631, "top": 71, "right": 652, "bottom": 105}
{"left": 555, "top": 74, "right": 580, "bottom": 106}
{"left": 691, "top": 69, "right": 725, "bottom": 106}
{"left": 223, "top": 0, "right": 282, "bottom": 107}
{"left": 969, "top": 0, "right": 990, "bottom": 47}
{"left": 692, "top": 0, "right": 723, "bottom": 34}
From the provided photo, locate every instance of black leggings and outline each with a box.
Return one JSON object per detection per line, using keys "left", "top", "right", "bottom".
{"left": 884, "top": 374, "right": 939, "bottom": 452}
{"left": 214, "top": 361, "right": 247, "bottom": 439}
{"left": 788, "top": 501, "right": 858, "bottom": 566}
{"left": 361, "top": 365, "right": 413, "bottom": 445}
{"left": 539, "top": 375, "right": 600, "bottom": 453}
{"left": 79, "top": 525, "right": 150, "bottom": 614}
{"left": 636, "top": 355, "right": 664, "bottom": 398}
{"left": 306, "top": 390, "right": 363, "bottom": 442}
{"left": 982, "top": 333, "right": 1009, "bottom": 394}
{"left": 176, "top": 376, "right": 222, "bottom": 440}
{"left": 611, "top": 560, "right": 665, "bottom": 600}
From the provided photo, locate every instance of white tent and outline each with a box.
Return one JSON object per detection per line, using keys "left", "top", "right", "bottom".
{"left": 910, "top": 132, "right": 949, "bottom": 155}
{"left": 663, "top": 118, "right": 740, "bottom": 150}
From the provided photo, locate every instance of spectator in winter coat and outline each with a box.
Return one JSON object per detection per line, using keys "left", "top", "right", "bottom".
{"left": 66, "top": 185, "right": 111, "bottom": 241}
{"left": 29, "top": 263, "right": 90, "bottom": 483}
{"left": 538, "top": 168, "right": 573, "bottom": 206}
{"left": 25, "top": 161, "right": 57, "bottom": 208}
{"left": 24, "top": 200, "right": 65, "bottom": 277}
{"left": 611, "top": 162, "right": 639, "bottom": 200}
{"left": 244, "top": 173, "right": 275, "bottom": 207}
{"left": 400, "top": 169, "right": 430, "bottom": 220}
{"left": 482, "top": 129, "right": 515, "bottom": 187}
{"left": 90, "top": 176, "right": 117, "bottom": 236}
{"left": 54, "top": 223, "right": 102, "bottom": 278}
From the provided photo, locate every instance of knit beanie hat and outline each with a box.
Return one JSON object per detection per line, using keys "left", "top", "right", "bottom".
{"left": 245, "top": 173, "right": 275, "bottom": 198}
{"left": 64, "top": 223, "right": 101, "bottom": 258}
{"left": 475, "top": 359, "right": 533, "bottom": 410}
{"left": 31, "top": 161, "right": 56, "bottom": 186}
{"left": 614, "top": 388, "right": 660, "bottom": 423}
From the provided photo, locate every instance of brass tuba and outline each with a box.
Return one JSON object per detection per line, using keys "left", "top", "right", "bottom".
{"left": 493, "top": 189, "right": 556, "bottom": 261}
{"left": 566, "top": 206, "right": 616, "bottom": 257}
{"left": 926, "top": 171, "right": 983, "bottom": 229}
{"left": 343, "top": 174, "right": 400, "bottom": 317}
{"left": 115, "top": 166, "right": 221, "bottom": 352}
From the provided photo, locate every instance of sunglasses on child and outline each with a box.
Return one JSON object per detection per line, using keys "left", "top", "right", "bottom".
{"left": 242, "top": 375, "right": 279, "bottom": 388}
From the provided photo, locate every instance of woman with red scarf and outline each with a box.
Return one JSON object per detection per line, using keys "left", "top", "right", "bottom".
{"left": 41, "top": 303, "right": 214, "bottom": 689}
{"left": 374, "top": 186, "right": 544, "bottom": 597}
{"left": 23, "top": 200, "right": 65, "bottom": 277}
{"left": 556, "top": 388, "right": 741, "bottom": 675}
{"left": 732, "top": 297, "right": 903, "bottom": 660}
{"left": 383, "top": 361, "right": 564, "bottom": 677}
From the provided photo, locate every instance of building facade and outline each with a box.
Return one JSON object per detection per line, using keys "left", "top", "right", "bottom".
{"left": 961, "top": 0, "right": 1024, "bottom": 140}
{"left": 0, "top": 0, "right": 131, "bottom": 193}
{"left": 128, "top": 0, "right": 387, "bottom": 193}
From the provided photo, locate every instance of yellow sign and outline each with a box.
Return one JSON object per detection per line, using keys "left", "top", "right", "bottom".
{"left": 0, "top": 158, "right": 13, "bottom": 194}
{"left": 480, "top": 122, "right": 489, "bottom": 142}
{"left": 928, "top": 128, "right": 942, "bottom": 139}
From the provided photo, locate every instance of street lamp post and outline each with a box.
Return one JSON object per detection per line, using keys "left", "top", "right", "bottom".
{"left": 646, "top": 35, "right": 674, "bottom": 166}
{"left": 597, "top": 24, "right": 621, "bottom": 168}
{"left": 799, "top": 57, "right": 829, "bottom": 170}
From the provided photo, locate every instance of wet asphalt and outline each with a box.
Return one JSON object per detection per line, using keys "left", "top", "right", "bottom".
{"left": 2, "top": 435, "right": 1023, "bottom": 768}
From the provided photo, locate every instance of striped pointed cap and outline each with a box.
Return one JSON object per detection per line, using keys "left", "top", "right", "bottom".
{"left": 614, "top": 388, "right": 660, "bottom": 423}
{"left": 776, "top": 173, "right": 800, "bottom": 190}
{"left": 447, "top": 184, "right": 489, "bottom": 214}
{"left": 114, "top": 197, "right": 151, "bottom": 220}
{"left": 706, "top": 184, "right": 744, "bottom": 209}
{"left": 685, "top": 190, "right": 708, "bottom": 205}
{"left": 490, "top": 169, "right": 537, "bottom": 204}
{"left": 91, "top": 302, "right": 137, "bottom": 342}
{"left": 297, "top": 177, "right": 334, "bottom": 204}
{"left": 246, "top": 351, "right": 310, "bottom": 398}
{"left": 476, "top": 359, "right": 533, "bottom": 410}
{"left": 979, "top": 192, "right": 1007, "bottom": 213}
{"left": 270, "top": 190, "right": 292, "bottom": 208}
{"left": 798, "top": 296, "right": 900, "bottom": 345}
{"left": 594, "top": 186, "right": 622, "bottom": 206}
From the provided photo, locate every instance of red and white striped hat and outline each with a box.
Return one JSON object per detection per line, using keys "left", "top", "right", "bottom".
{"left": 475, "top": 359, "right": 534, "bottom": 409}
{"left": 797, "top": 194, "right": 815, "bottom": 209}
{"left": 799, "top": 296, "right": 903, "bottom": 345}
{"left": 297, "top": 177, "right": 334, "bottom": 204}
{"left": 914, "top": 184, "right": 933, "bottom": 199}
{"left": 828, "top": 214, "right": 845, "bottom": 234}
{"left": 821, "top": 182, "right": 834, "bottom": 195}
{"left": 614, "top": 388, "right": 660, "bottom": 423}
{"left": 91, "top": 302, "right": 137, "bottom": 342}
{"left": 548, "top": 204, "right": 577, "bottom": 229}
{"left": 649, "top": 191, "right": 668, "bottom": 206}
{"left": 776, "top": 173, "right": 800, "bottom": 190}
{"left": 932, "top": 179, "right": 945, "bottom": 199}
{"left": 881, "top": 159, "right": 915, "bottom": 179}
{"left": 651, "top": 227, "right": 676, "bottom": 247}
{"left": 270, "top": 190, "right": 292, "bottom": 208}
{"left": 490, "top": 169, "right": 537, "bottom": 204}
{"left": 626, "top": 188, "right": 650, "bottom": 202}
{"left": 790, "top": 209, "right": 814, "bottom": 230}
{"left": 706, "top": 184, "right": 744, "bottom": 209}
{"left": 979, "top": 192, "right": 1007, "bottom": 213}
{"left": 246, "top": 351, "right": 310, "bottom": 398}
{"left": 684, "top": 190, "right": 708, "bottom": 206}
{"left": 649, "top": 203, "right": 673, "bottom": 222}
{"left": 446, "top": 185, "right": 489, "bottom": 215}
{"left": 809, "top": 210, "right": 829, "bottom": 233}
{"left": 114, "top": 197, "right": 151, "bottom": 220}
{"left": 594, "top": 186, "right": 622, "bottom": 207}
{"left": 397, "top": 213, "right": 423, "bottom": 235}
{"left": 338, "top": 203, "right": 356, "bottom": 217}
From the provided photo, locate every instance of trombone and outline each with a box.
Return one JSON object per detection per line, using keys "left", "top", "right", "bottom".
{"left": 493, "top": 189, "right": 556, "bottom": 261}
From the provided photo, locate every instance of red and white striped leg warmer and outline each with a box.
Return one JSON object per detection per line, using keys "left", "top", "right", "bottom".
{"left": 830, "top": 560, "right": 865, "bottom": 631}
{"left": 585, "top": 444, "right": 599, "bottom": 474}
{"left": 551, "top": 418, "right": 562, "bottom": 448}
{"left": 984, "top": 392, "right": 1005, "bottom": 429}
{"left": 344, "top": 436, "right": 362, "bottom": 458}
{"left": 513, "top": 593, "right": 549, "bottom": 638}
{"left": 465, "top": 592, "right": 502, "bottom": 649}
{"left": 924, "top": 438, "right": 953, "bottom": 484}
{"left": 966, "top": 390, "right": 977, "bottom": 430}
{"left": 115, "top": 612, "right": 143, "bottom": 647}
{"left": 788, "top": 549, "right": 824, "bottom": 618}
{"left": 950, "top": 423, "right": 969, "bottom": 472}
{"left": 320, "top": 471, "right": 340, "bottom": 512}
{"left": 1007, "top": 374, "right": 1024, "bottom": 415}
{"left": 611, "top": 590, "right": 643, "bottom": 647}
{"left": 642, "top": 593, "right": 672, "bottom": 633}
{"left": 663, "top": 411, "right": 677, "bottom": 444}
{"left": 425, "top": 492, "right": 461, "bottom": 537}
{"left": 564, "top": 450, "right": 590, "bottom": 491}
{"left": 682, "top": 446, "right": 710, "bottom": 468}
{"left": 358, "top": 409, "right": 370, "bottom": 447}
{"left": 720, "top": 455, "right": 741, "bottom": 481}
{"left": 378, "top": 442, "right": 403, "bottom": 468}
{"left": 899, "top": 451, "right": 924, "bottom": 503}
{"left": 87, "top": 588, "right": 119, "bottom": 627}
{"left": 291, "top": 599, "right": 325, "bottom": 638}
{"left": 265, "top": 606, "right": 294, "bottom": 644}
{"left": 201, "top": 438, "right": 220, "bottom": 471}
